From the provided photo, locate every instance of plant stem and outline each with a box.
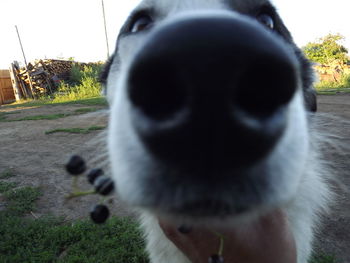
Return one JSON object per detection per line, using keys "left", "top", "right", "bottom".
{"left": 212, "top": 231, "right": 225, "bottom": 256}
{"left": 66, "top": 190, "right": 96, "bottom": 200}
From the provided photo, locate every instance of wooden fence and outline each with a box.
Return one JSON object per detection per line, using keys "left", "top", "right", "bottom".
{"left": 0, "top": 70, "right": 16, "bottom": 105}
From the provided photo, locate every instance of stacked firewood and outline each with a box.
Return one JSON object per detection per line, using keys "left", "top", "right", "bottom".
{"left": 16, "top": 59, "right": 78, "bottom": 95}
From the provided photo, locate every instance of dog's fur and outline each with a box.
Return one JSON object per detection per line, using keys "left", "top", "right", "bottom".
{"left": 101, "top": 1, "right": 331, "bottom": 262}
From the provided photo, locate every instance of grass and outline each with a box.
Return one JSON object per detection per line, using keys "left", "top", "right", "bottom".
{"left": 0, "top": 113, "right": 7, "bottom": 121}
{"left": 0, "top": 176, "right": 337, "bottom": 263}
{"left": 0, "top": 215, "right": 149, "bottom": 263}
{"left": 15, "top": 113, "right": 71, "bottom": 121}
{"left": 3, "top": 97, "right": 108, "bottom": 109}
{"left": 0, "top": 172, "right": 148, "bottom": 263}
{"left": 51, "top": 64, "right": 104, "bottom": 103}
{"left": 3, "top": 187, "right": 42, "bottom": 216}
{"left": 315, "top": 73, "right": 350, "bottom": 94}
{"left": 0, "top": 112, "right": 70, "bottom": 122}
{"left": 310, "top": 254, "right": 337, "bottom": 263}
{"left": 45, "top": 126, "right": 106, "bottom": 135}
{"left": 74, "top": 107, "right": 99, "bottom": 114}
{"left": 0, "top": 202, "right": 148, "bottom": 263}
{"left": 0, "top": 181, "right": 17, "bottom": 193}
{"left": 0, "top": 107, "right": 102, "bottom": 122}
{"left": 0, "top": 169, "right": 16, "bottom": 180}
{"left": 317, "top": 89, "right": 350, "bottom": 95}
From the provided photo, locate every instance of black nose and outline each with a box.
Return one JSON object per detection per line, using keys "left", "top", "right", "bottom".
{"left": 127, "top": 16, "right": 298, "bottom": 172}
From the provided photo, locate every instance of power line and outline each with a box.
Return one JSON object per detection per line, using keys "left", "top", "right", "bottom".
{"left": 101, "top": 0, "right": 110, "bottom": 59}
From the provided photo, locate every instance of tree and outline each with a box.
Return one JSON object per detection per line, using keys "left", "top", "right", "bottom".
{"left": 302, "top": 33, "right": 349, "bottom": 65}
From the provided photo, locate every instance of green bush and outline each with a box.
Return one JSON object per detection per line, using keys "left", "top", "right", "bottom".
{"left": 53, "top": 64, "right": 104, "bottom": 103}
{"left": 303, "top": 34, "right": 349, "bottom": 65}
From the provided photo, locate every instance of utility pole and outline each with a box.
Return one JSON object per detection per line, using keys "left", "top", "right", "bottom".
{"left": 15, "top": 25, "right": 35, "bottom": 98}
{"left": 101, "top": 0, "right": 110, "bottom": 59}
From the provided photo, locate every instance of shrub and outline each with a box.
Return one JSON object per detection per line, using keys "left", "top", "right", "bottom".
{"left": 52, "top": 64, "right": 104, "bottom": 102}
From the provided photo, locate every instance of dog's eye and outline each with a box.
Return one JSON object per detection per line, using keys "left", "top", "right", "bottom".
{"left": 130, "top": 15, "right": 153, "bottom": 33}
{"left": 257, "top": 14, "right": 274, "bottom": 29}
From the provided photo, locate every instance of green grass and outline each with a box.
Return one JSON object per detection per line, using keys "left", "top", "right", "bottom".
{"left": 0, "top": 215, "right": 149, "bottom": 263}
{"left": 315, "top": 73, "right": 350, "bottom": 94}
{"left": 0, "top": 107, "right": 102, "bottom": 122}
{"left": 0, "top": 113, "right": 70, "bottom": 122}
{"left": 317, "top": 88, "right": 350, "bottom": 95}
{"left": 0, "top": 169, "right": 16, "bottom": 179}
{"left": 3, "top": 187, "right": 42, "bottom": 216}
{"left": 51, "top": 64, "right": 104, "bottom": 103}
{"left": 3, "top": 97, "right": 108, "bottom": 109}
{"left": 14, "top": 113, "right": 71, "bottom": 121}
{"left": 0, "top": 181, "right": 149, "bottom": 263}
{"left": 0, "top": 113, "right": 7, "bottom": 121}
{"left": 73, "top": 107, "right": 99, "bottom": 114}
{"left": 45, "top": 126, "right": 106, "bottom": 135}
{"left": 309, "top": 254, "right": 337, "bottom": 263}
{"left": 0, "top": 169, "right": 336, "bottom": 263}
{"left": 0, "top": 181, "right": 17, "bottom": 193}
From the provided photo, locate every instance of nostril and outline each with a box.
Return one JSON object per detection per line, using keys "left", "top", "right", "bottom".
{"left": 234, "top": 61, "right": 297, "bottom": 118}
{"left": 128, "top": 60, "right": 187, "bottom": 121}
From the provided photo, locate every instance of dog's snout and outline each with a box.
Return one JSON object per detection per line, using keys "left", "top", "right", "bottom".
{"left": 127, "top": 16, "right": 298, "bottom": 171}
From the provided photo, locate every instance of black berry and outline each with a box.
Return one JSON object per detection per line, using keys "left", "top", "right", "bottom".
{"left": 87, "top": 168, "right": 104, "bottom": 184}
{"left": 94, "top": 176, "right": 115, "bottom": 196}
{"left": 178, "top": 225, "right": 192, "bottom": 234}
{"left": 66, "top": 155, "right": 86, "bottom": 175}
{"left": 90, "top": 204, "right": 110, "bottom": 224}
{"left": 208, "top": 254, "right": 224, "bottom": 263}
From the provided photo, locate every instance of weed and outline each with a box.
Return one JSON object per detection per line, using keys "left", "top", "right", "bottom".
{"left": 45, "top": 126, "right": 106, "bottom": 135}
{"left": 0, "top": 182, "right": 17, "bottom": 193}
{"left": 0, "top": 169, "right": 16, "bottom": 179}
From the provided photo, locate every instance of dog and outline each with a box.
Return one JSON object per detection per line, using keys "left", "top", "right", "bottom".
{"left": 101, "top": 0, "right": 331, "bottom": 262}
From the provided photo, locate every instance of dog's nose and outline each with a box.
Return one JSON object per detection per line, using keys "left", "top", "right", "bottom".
{"left": 127, "top": 16, "right": 298, "bottom": 172}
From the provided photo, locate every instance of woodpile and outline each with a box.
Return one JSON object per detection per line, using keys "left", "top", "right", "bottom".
{"left": 11, "top": 59, "right": 88, "bottom": 99}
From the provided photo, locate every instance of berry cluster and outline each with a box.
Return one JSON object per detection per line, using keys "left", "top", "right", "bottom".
{"left": 65, "top": 155, "right": 114, "bottom": 224}
{"left": 208, "top": 254, "right": 224, "bottom": 263}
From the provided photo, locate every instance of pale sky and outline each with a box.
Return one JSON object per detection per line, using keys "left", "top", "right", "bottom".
{"left": 0, "top": 0, "right": 349, "bottom": 69}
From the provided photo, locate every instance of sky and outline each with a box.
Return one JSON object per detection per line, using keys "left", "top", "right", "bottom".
{"left": 0, "top": 0, "right": 349, "bottom": 69}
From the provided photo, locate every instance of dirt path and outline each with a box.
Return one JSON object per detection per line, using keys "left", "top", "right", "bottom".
{"left": 0, "top": 95, "right": 349, "bottom": 261}
{"left": 0, "top": 104, "right": 132, "bottom": 220}
{"left": 315, "top": 94, "right": 350, "bottom": 262}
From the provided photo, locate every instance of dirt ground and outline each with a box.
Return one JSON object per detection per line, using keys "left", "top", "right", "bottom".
{"left": 0, "top": 95, "right": 349, "bottom": 262}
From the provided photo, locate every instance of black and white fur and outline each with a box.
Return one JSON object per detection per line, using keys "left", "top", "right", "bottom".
{"left": 101, "top": 1, "right": 331, "bottom": 262}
